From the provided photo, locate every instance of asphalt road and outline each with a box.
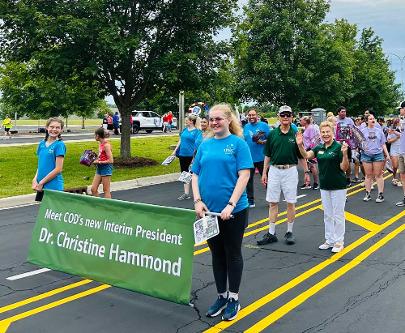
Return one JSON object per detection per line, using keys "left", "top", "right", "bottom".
{"left": 0, "top": 174, "right": 404, "bottom": 332}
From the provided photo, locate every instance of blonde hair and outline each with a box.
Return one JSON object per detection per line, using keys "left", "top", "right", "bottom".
{"left": 187, "top": 114, "right": 201, "bottom": 130}
{"left": 208, "top": 103, "right": 243, "bottom": 138}
{"left": 319, "top": 121, "right": 334, "bottom": 131}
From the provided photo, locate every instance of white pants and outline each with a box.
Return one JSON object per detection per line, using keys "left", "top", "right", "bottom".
{"left": 266, "top": 166, "right": 298, "bottom": 203}
{"left": 320, "top": 189, "right": 347, "bottom": 244}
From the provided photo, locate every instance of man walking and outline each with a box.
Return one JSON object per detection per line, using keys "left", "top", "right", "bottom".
{"left": 396, "top": 101, "right": 405, "bottom": 207}
{"left": 335, "top": 106, "right": 354, "bottom": 186}
{"left": 257, "top": 105, "right": 301, "bottom": 245}
{"left": 243, "top": 108, "right": 271, "bottom": 208}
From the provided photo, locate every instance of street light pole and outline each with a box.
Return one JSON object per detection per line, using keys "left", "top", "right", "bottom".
{"left": 389, "top": 53, "right": 405, "bottom": 96}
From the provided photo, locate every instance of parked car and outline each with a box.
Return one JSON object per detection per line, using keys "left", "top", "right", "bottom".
{"left": 131, "top": 111, "right": 163, "bottom": 134}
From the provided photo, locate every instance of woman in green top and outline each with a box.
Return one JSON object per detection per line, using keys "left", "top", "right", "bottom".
{"left": 296, "top": 121, "right": 349, "bottom": 253}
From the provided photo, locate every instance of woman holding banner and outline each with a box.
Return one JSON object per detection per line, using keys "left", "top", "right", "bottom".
{"left": 296, "top": 121, "right": 349, "bottom": 253}
{"left": 191, "top": 104, "right": 253, "bottom": 321}
{"left": 361, "top": 114, "right": 390, "bottom": 203}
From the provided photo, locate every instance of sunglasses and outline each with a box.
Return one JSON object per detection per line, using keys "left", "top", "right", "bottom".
{"left": 279, "top": 113, "right": 292, "bottom": 118}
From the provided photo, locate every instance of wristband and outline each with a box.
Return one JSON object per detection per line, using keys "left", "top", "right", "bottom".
{"left": 193, "top": 198, "right": 202, "bottom": 204}
{"left": 227, "top": 201, "right": 235, "bottom": 207}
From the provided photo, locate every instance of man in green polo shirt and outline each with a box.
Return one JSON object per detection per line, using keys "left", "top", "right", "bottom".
{"left": 257, "top": 105, "right": 301, "bottom": 246}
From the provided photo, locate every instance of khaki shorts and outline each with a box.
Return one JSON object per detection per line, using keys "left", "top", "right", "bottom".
{"left": 266, "top": 166, "right": 298, "bottom": 203}
{"left": 399, "top": 155, "right": 405, "bottom": 174}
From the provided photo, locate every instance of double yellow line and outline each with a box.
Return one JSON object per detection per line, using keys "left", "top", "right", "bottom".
{"left": 0, "top": 177, "right": 390, "bottom": 332}
{"left": 205, "top": 185, "right": 405, "bottom": 332}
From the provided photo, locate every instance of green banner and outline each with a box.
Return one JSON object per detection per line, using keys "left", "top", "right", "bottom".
{"left": 28, "top": 190, "right": 195, "bottom": 304}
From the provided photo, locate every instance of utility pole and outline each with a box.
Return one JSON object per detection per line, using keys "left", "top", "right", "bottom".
{"left": 179, "top": 91, "right": 184, "bottom": 132}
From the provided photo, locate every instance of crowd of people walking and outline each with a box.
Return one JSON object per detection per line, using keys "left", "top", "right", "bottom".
{"left": 172, "top": 100, "right": 405, "bottom": 321}
{"left": 29, "top": 100, "right": 405, "bottom": 322}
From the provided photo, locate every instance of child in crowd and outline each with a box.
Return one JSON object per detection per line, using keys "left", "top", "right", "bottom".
{"left": 91, "top": 127, "right": 114, "bottom": 198}
{"left": 32, "top": 118, "right": 66, "bottom": 201}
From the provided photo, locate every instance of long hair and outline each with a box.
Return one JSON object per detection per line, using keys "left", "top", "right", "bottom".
{"left": 44, "top": 117, "right": 64, "bottom": 141}
{"left": 207, "top": 104, "right": 243, "bottom": 138}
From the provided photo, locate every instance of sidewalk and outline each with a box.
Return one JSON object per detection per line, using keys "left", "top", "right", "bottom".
{"left": 0, "top": 173, "right": 180, "bottom": 209}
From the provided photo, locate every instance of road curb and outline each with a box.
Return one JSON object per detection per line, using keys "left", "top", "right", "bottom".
{"left": 0, "top": 172, "right": 180, "bottom": 209}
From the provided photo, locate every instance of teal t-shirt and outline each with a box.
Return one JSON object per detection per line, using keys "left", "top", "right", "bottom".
{"left": 179, "top": 128, "right": 202, "bottom": 156}
{"left": 243, "top": 121, "right": 271, "bottom": 163}
{"left": 192, "top": 134, "right": 253, "bottom": 213}
{"left": 36, "top": 140, "right": 66, "bottom": 190}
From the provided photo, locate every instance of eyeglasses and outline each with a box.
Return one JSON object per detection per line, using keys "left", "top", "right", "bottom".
{"left": 209, "top": 117, "right": 225, "bottom": 122}
{"left": 279, "top": 113, "right": 292, "bottom": 118}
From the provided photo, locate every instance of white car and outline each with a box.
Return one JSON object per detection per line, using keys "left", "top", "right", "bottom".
{"left": 131, "top": 111, "right": 163, "bottom": 134}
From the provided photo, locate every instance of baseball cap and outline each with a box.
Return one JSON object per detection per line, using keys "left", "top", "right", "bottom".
{"left": 278, "top": 105, "right": 292, "bottom": 115}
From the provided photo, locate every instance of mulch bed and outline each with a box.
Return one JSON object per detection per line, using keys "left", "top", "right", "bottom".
{"left": 113, "top": 156, "right": 158, "bottom": 168}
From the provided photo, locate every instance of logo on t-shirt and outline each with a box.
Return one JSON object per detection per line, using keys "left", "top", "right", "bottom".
{"left": 224, "top": 144, "right": 235, "bottom": 155}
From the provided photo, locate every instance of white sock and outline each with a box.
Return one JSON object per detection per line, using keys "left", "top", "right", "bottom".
{"left": 228, "top": 292, "right": 238, "bottom": 301}
{"left": 269, "top": 223, "right": 276, "bottom": 235}
{"left": 287, "top": 222, "right": 294, "bottom": 233}
{"left": 219, "top": 291, "right": 228, "bottom": 299}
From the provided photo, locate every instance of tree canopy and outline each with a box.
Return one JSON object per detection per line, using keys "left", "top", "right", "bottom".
{"left": 1, "top": 0, "right": 237, "bottom": 157}
{"left": 233, "top": 0, "right": 400, "bottom": 115}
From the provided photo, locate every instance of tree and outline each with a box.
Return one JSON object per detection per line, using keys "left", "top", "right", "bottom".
{"left": 233, "top": 0, "right": 331, "bottom": 110}
{"left": 347, "top": 28, "right": 400, "bottom": 115}
{"left": 1, "top": 0, "right": 237, "bottom": 158}
{"left": 232, "top": 1, "right": 400, "bottom": 114}
{"left": 0, "top": 61, "right": 103, "bottom": 119}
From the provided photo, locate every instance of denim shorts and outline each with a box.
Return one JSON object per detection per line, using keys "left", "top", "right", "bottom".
{"left": 361, "top": 152, "right": 385, "bottom": 163}
{"left": 96, "top": 163, "right": 113, "bottom": 176}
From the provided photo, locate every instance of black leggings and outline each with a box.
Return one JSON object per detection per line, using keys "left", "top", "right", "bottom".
{"left": 207, "top": 208, "right": 249, "bottom": 294}
{"left": 179, "top": 156, "right": 193, "bottom": 172}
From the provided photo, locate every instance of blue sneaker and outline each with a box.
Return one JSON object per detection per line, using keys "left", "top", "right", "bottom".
{"left": 222, "top": 298, "right": 241, "bottom": 321}
{"left": 206, "top": 295, "right": 228, "bottom": 317}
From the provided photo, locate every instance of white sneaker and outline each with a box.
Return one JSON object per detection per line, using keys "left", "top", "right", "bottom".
{"left": 331, "top": 242, "right": 344, "bottom": 253}
{"left": 363, "top": 192, "right": 371, "bottom": 202}
{"left": 318, "top": 242, "right": 334, "bottom": 250}
{"left": 376, "top": 193, "right": 384, "bottom": 203}
{"left": 177, "top": 193, "right": 191, "bottom": 200}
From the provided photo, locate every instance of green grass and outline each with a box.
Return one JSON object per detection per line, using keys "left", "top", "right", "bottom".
{"left": 12, "top": 119, "right": 102, "bottom": 126}
{"left": 0, "top": 136, "right": 180, "bottom": 198}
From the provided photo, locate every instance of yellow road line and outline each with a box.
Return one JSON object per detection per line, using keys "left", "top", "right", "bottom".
{"left": 246, "top": 222, "right": 405, "bottom": 332}
{"left": 0, "top": 284, "right": 111, "bottom": 333}
{"left": 194, "top": 176, "right": 375, "bottom": 248}
{"left": 0, "top": 279, "right": 92, "bottom": 314}
{"left": 204, "top": 209, "right": 405, "bottom": 333}
{"left": 194, "top": 205, "right": 322, "bottom": 256}
{"left": 344, "top": 211, "right": 380, "bottom": 231}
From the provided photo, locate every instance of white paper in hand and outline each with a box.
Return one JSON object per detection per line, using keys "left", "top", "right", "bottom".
{"left": 162, "top": 155, "right": 176, "bottom": 166}
{"left": 193, "top": 215, "right": 219, "bottom": 245}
